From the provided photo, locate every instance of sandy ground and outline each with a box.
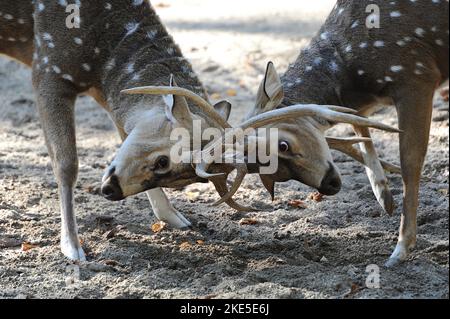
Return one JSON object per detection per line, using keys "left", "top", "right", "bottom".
{"left": 0, "top": 0, "right": 448, "bottom": 299}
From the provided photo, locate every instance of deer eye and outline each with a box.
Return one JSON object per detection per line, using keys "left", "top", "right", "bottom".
{"left": 155, "top": 156, "right": 170, "bottom": 170}
{"left": 279, "top": 141, "right": 289, "bottom": 153}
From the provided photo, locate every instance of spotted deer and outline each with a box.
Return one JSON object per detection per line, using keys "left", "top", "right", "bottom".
{"left": 241, "top": 0, "right": 448, "bottom": 266}
{"left": 0, "top": 0, "right": 234, "bottom": 261}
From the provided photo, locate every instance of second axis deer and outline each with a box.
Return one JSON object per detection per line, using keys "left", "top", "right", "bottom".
{"left": 241, "top": 0, "right": 448, "bottom": 266}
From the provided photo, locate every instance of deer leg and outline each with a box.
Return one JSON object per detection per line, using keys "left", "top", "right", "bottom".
{"left": 386, "top": 85, "right": 434, "bottom": 267}
{"left": 146, "top": 188, "right": 191, "bottom": 228}
{"left": 353, "top": 126, "right": 395, "bottom": 215}
{"left": 34, "top": 82, "right": 85, "bottom": 261}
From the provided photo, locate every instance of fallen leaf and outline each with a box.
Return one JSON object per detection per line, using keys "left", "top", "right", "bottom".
{"left": 186, "top": 191, "right": 200, "bottom": 202}
{"left": 308, "top": 192, "right": 324, "bottom": 202}
{"left": 151, "top": 221, "right": 167, "bottom": 233}
{"left": 155, "top": 2, "right": 170, "bottom": 8}
{"left": 438, "top": 188, "right": 449, "bottom": 196}
{"left": 196, "top": 240, "right": 205, "bottom": 245}
{"left": 180, "top": 241, "right": 192, "bottom": 250}
{"left": 226, "top": 89, "right": 237, "bottom": 97}
{"left": 21, "top": 242, "right": 39, "bottom": 252}
{"left": 239, "top": 218, "right": 258, "bottom": 225}
{"left": 288, "top": 200, "right": 308, "bottom": 209}
{"left": 210, "top": 93, "right": 222, "bottom": 100}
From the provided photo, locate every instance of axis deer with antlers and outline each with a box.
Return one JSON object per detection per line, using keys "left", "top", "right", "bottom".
{"left": 0, "top": 0, "right": 240, "bottom": 261}
{"left": 219, "top": 0, "right": 447, "bottom": 266}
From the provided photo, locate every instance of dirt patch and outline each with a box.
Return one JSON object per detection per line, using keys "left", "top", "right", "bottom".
{"left": 0, "top": 1, "right": 448, "bottom": 299}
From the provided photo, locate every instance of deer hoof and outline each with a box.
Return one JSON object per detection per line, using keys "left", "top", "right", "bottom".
{"left": 61, "top": 242, "right": 86, "bottom": 262}
{"left": 385, "top": 242, "right": 410, "bottom": 268}
{"left": 159, "top": 210, "right": 192, "bottom": 229}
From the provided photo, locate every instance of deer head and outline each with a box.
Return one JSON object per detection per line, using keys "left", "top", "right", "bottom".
{"left": 101, "top": 75, "right": 232, "bottom": 201}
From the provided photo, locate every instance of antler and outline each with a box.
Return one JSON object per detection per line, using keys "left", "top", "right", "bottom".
{"left": 327, "top": 136, "right": 401, "bottom": 174}
{"left": 239, "top": 104, "right": 402, "bottom": 132}
{"left": 121, "top": 86, "right": 232, "bottom": 129}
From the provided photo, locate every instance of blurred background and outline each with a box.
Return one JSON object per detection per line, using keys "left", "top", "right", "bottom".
{"left": 153, "top": 0, "right": 336, "bottom": 121}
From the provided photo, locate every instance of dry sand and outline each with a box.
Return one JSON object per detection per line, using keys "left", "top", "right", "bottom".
{"left": 0, "top": 0, "right": 448, "bottom": 299}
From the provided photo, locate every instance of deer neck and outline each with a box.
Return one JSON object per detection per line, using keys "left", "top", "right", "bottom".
{"left": 93, "top": 4, "right": 206, "bottom": 135}
{"left": 281, "top": 42, "right": 350, "bottom": 108}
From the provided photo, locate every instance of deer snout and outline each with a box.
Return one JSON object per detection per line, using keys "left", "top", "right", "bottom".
{"left": 101, "top": 170, "right": 124, "bottom": 201}
{"left": 318, "top": 162, "right": 342, "bottom": 196}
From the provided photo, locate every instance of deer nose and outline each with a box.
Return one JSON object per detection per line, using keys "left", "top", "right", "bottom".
{"left": 101, "top": 174, "right": 124, "bottom": 201}
{"left": 318, "top": 163, "right": 341, "bottom": 196}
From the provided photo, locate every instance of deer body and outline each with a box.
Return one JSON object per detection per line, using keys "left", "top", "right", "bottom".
{"left": 0, "top": 0, "right": 219, "bottom": 260}
{"left": 250, "top": 0, "right": 448, "bottom": 266}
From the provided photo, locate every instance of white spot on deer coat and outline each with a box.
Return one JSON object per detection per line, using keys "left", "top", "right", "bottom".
{"left": 42, "top": 33, "right": 53, "bottom": 41}
{"left": 125, "top": 22, "right": 140, "bottom": 37}
{"left": 147, "top": 30, "right": 157, "bottom": 39}
{"left": 126, "top": 63, "right": 135, "bottom": 74}
{"left": 52, "top": 66, "right": 61, "bottom": 74}
{"left": 320, "top": 32, "right": 329, "bottom": 40}
{"left": 390, "top": 65, "right": 404, "bottom": 72}
{"left": 313, "top": 57, "right": 323, "bottom": 65}
{"left": 415, "top": 28, "right": 426, "bottom": 37}
{"left": 62, "top": 74, "right": 74, "bottom": 82}
{"left": 82, "top": 63, "right": 91, "bottom": 71}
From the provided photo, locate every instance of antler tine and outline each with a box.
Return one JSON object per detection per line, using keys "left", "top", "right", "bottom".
{"left": 121, "top": 85, "right": 231, "bottom": 129}
{"left": 239, "top": 104, "right": 402, "bottom": 133}
{"left": 327, "top": 137, "right": 402, "bottom": 174}
{"left": 210, "top": 175, "right": 256, "bottom": 212}
{"left": 213, "top": 164, "right": 248, "bottom": 206}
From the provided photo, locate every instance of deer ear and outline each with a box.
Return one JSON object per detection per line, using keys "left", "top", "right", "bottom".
{"left": 255, "top": 62, "right": 284, "bottom": 113}
{"left": 213, "top": 100, "right": 232, "bottom": 121}
{"left": 163, "top": 75, "right": 194, "bottom": 129}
